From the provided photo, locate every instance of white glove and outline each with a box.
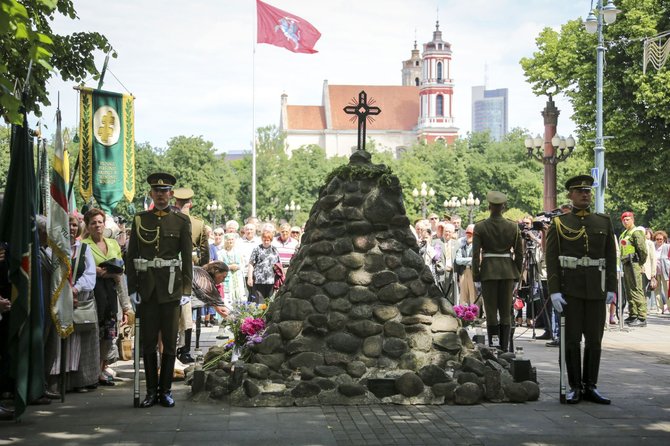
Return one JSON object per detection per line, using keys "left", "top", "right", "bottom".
{"left": 550, "top": 293, "right": 567, "bottom": 313}
{"left": 180, "top": 295, "right": 191, "bottom": 305}
{"left": 606, "top": 292, "right": 616, "bottom": 305}
{"left": 129, "top": 292, "right": 141, "bottom": 306}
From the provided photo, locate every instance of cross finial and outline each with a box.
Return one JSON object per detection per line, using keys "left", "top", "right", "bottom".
{"left": 343, "top": 90, "right": 381, "bottom": 152}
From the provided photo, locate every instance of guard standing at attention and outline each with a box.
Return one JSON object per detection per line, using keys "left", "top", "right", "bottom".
{"left": 172, "top": 187, "right": 209, "bottom": 364}
{"left": 619, "top": 211, "right": 648, "bottom": 327}
{"left": 472, "top": 191, "right": 523, "bottom": 351}
{"left": 127, "top": 173, "right": 193, "bottom": 408}
{"left": 545, "top": 175, "right": 617, "bottom": 404}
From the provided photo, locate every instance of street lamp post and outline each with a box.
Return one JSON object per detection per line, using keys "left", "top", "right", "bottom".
{"left": 524, "top": 96, "right": 577, "bottom": 211}
{"left": 584, "top": 0, "right": 621, "bottom": 213}
{"left": 412, "top": 182, "right": 435, "bottom": 219}
{"left": 206, "top": 200, "right": 222, "bottom": 227}
{"left": 444, "top": 192, "right": 480, "bottom": 224}
{"left": 284, "top": 200, "right": 300, "bottom": 224}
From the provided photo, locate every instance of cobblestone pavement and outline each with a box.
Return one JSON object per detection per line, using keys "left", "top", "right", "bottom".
{"left": 1, "top": 314, "right": 669, "bottom": 445}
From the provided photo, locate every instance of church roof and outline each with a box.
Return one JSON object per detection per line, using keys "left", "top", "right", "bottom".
{"left": 285, "top": 84, "right": 420, "bottom": 132}
{"left": 286, "top": 105, "right": 326, "bottom": 130}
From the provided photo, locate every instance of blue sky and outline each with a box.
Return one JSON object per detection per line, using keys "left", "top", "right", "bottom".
{"left": 38, "top": 0, "right": 590, "bottom": 153}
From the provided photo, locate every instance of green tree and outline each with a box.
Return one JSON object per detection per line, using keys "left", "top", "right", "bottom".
{"left": 160, "top": 135, "right": 240, "bottom": 224}
{"left": 1, "top": 0, "right": 113, "bottom": 124}
{"left": 520, "top": 0, "right": 670, "bottom": 227}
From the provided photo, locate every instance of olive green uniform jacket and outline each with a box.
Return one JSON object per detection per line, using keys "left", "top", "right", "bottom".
{"left": 126, "top": 208, "right": 193, "bottom": 303}
{"left": 545, "top": 208, "right": 617, "bottom": 299}
{"left": 188, "top": 214, "right": 210, "bottom": 267}
{"left": 472, "top": 216, "right": 523, "bottom": 281}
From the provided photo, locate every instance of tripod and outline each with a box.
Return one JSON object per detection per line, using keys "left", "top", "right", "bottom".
{"left": 516, "top": 237, "right": 547, "bottom": 340}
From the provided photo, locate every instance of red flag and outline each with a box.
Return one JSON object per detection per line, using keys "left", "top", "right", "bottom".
{"left": 256, "top": 0, "right": 321, "bottom": 54}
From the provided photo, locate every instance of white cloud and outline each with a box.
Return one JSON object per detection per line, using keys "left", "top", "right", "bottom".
{"left": 37, "top": 0, "right": 590, "bottom": 152}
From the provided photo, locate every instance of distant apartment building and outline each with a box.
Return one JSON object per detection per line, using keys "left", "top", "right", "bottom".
{"left": 471, "top": 86, "right": 508, "bottom": 141}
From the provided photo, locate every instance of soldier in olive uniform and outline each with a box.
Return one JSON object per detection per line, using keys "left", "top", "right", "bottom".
{"left": 619, "top": 211, "right": 648, "bottom": 327}
{"left": 127, "top": 173, "right": 193, "bottom": 408}
{"left": 172, "top": 187, "right": 209, "bottom": 364}
{"left": 546, "top": 175, "right": 617, "bottom": 404}
{"left": 472, "top": 191, "right": 523, "bottom": 351}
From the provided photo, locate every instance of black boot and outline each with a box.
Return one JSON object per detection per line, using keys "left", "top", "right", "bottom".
{"left": 487, "top": 324, "right": 500, "bottom": 348}
{"left": 500, "top": 324, "right": 511, "bottom": 353}
{"left": 583, "top": 347, "right": 610, "bottom": 404}
{"left": 139, "top": 352, "right": 159, "bottom": 408}
{"left": 565, "top": 345, "right": 582, "bottom": 404}
{"left": 178, "top": 329, "right": 195, "bottom": 363}
{"left": 158, "top": 354, "right": 176, "bottom": 408}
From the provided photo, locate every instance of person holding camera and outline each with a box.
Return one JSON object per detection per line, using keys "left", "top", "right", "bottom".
{"left": 472, "top": 191, "right": 523, "bottom": 350}
{"left": 545, "top": 175, "right": 617, "bottom": 404}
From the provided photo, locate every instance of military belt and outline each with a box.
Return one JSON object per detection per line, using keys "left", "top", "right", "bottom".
{"left": 133, "top": 258, "right": 181, "bottom": 294}
{"left": 558, "top": 255, "right": 606, "bottom": 292}
{"left": 482, "top": 253, "right": 512, "bottom": 258}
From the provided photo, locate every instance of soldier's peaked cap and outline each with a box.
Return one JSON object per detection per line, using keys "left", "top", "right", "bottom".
{"left": 486, "top": 191, "right": 507, "bottom": 204}
{"left": 565, "top": 175, "right": 594, "bottom": 191}
{"left": 173, "top": 187, "right": 194, "bottom": 200}
{"left": 147, "top": 172, "right": 176, "bottom": 190}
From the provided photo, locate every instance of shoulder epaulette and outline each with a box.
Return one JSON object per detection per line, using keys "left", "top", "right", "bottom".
{"left": 174, "top": 212, "right": 191, "bottom": 222}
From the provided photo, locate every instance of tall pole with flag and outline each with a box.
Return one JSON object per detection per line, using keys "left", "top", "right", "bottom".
{"left": 253, "top": 1, "right": 321, "bottom": 217}
{"left": 0, "top": 97, "right": 45, "bottom": 420}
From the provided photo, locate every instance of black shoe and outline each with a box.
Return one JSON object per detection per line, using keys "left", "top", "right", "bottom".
{"left": 536, "top": 332, "right": 553, "bottom": 340}
{"left": 629, "top": 318, "right": 647, "bottom": 327}
{"left": 566, "top": 387, "right": 582, "bottom": 404}
{"left": 178, "top": 353, "right": 195, "bottom": 364}
{"left": 28, "top": 396, "right": 51, "bottom": 405}
{"left": 545, "top": 339, "right": 560, "bottom": 347}
{"left": 139, "top": 393, "right": 158, "bottom": 408}
{"left": 98, "top": 379, "right": 115, "bottom": 386}
{"left": 583, "top": 386, "right": 611, "bottom": 405}
{"left": 624, "top": 316, "right": 637, "bottom": 325}
{"left": 159, "top": 391, "right": 175, "bottom": 408}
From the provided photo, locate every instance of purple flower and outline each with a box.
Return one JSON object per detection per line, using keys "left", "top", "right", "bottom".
{"left": 240, "top": 317, "right": 266, "bottom": 336}
{"left": 463, "top": 311, "right": 476, "bottom": 322}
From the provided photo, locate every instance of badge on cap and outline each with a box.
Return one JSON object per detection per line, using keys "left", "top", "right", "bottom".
{"left": 565, "top": 175, "right": 594, "bottom": 191}
{"left": 147, "top": 172, "right": 176, "bottom": 190}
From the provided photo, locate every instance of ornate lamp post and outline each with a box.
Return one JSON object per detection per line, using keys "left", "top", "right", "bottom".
{"left": 524, "top": 95, "right": 577, "bottom": 211}
{"left": 284, "top": 200, "right": 300, "bottom": 224}
{"left": 444, "top": 192, "right": 480, "bottom": 224}
{"left": 412, "top": 182, "right": 435, "bottom": 219}
{"left": 206, "top": 200, "right": 222, "bottom": 227}
{"left": 584, "top": 0, "right": 621, "bottom": 213}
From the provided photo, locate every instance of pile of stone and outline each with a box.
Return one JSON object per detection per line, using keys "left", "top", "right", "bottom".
{"left": 189, "top": 151, "right": 539, "bottom": 405}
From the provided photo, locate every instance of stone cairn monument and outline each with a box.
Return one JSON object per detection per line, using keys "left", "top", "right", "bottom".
{"left": 191, "top": 92, "right": 539, "bottom": 406}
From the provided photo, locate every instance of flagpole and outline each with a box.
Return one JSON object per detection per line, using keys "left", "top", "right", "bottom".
{"left": 251, "top": 3, "right": 257, "bottom": 218}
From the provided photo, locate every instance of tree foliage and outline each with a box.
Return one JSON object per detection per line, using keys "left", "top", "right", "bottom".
{"left": 0, "top": 0, "right": 113, "bottom": 124}
{"left": 520, "top": 0, "right": 670, "bottom": 228}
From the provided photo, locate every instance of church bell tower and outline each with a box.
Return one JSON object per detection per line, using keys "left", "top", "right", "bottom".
{"left": 417, "top": 21, "right": 458, "bottom": 144}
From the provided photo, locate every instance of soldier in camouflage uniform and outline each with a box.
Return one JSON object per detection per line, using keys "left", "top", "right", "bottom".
{"left": 619, "top": 211, "right": 648, "bottom": 327}
{"left": 472, "top": 191, "right": 523, "bottom": 352}
{"left": 127, "top": 173, "right": 193, "bottom": 408}
{"left": 546, "top": 175, "right": 616, "bottom": 405}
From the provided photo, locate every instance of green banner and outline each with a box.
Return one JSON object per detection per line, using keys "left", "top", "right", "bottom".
{"left": 79, "top": 88, "right": 135, "bottom": 214}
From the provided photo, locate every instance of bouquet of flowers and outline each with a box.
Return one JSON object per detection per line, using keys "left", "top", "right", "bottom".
{"left": 453, "top": 303, "right": 479, "bottom": 327}
{"left": 222, "top": 300, "right": 272, "bottom": 362}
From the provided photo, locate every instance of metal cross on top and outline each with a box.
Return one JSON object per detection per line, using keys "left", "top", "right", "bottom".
{"left": 343, "top": 90, "right": 381, "bottom": 152}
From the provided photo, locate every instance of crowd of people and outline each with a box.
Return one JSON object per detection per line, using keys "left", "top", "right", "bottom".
{"left": 3, "top": 170, "right": 670, "bottom": 417}
{"left": 0, "top": 173, "right": 304, "bottom": 418}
